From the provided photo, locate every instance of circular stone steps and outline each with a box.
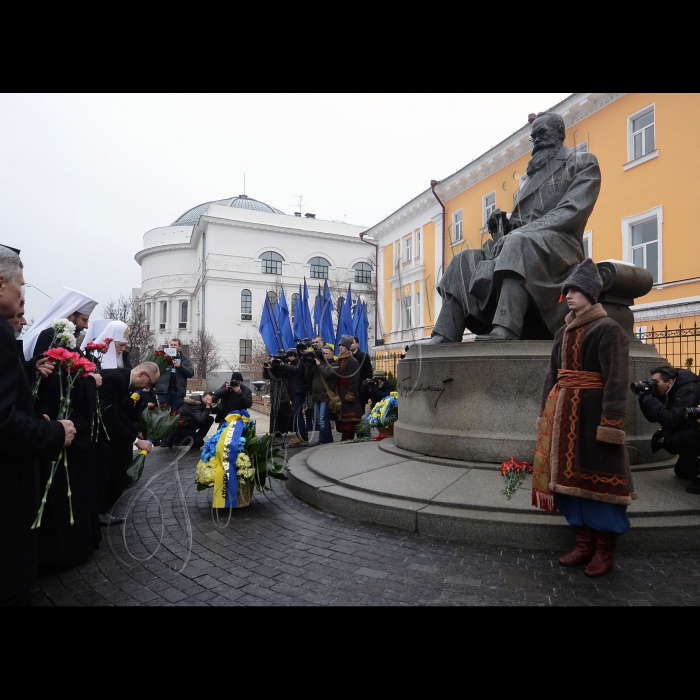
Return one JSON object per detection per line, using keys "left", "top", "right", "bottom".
{"left": 285, "top": 439, "right": 700, "bottom": 552}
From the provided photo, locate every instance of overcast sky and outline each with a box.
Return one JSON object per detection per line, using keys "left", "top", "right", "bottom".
{"left": 0, "top": 93, "right": 570, "bottom": 322}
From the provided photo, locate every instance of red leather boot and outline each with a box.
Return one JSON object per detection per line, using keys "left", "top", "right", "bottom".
{"left": 558, "top": 526, "right": 596, "bottom": 566}
{"left": 584, "top": 531, "right": 617, "bottom": 577}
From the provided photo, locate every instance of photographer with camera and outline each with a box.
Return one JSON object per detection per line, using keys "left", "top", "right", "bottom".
{"left": 263, "top": 354, "right": 292, "bottom": 437}
{"left": 268, "top": 345, "right": 314, "bottom": 447}
{"left": 634, "top": 364, "right": 700, "bottom": 493}
{"left": 154, "top": 338, "right": 194, "bottom": 412}
{"left": 360, "top": 369, "right": 396, "bottom": 410}
{"left": 213, "top": 371, "right": 253, "bottom": 424}
{"left": 307, "top": 345, "right": 339, "bottom": 446}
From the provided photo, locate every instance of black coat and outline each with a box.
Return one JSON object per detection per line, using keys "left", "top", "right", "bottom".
{"left": 38, "top": 362, "right": 101, "bottom": 567}
{"left": 178, "top": 395, "right": 214, "bottom": 429}
{"left": 213, "top": 382, "right": 253, "bottom": 421}
{"left": 639, "top": 368, "right": 700, "bottom": 438}
{"left": 98, "top": 369, "right": 141, "bottom": 445}
{"left": 0, "top": 317, "right": 64, "bottom": 601}
{"left": 353, "top": 349, "right": 373, "bottom": 384}
{"left": 362, "top": 378, "right": 396, "bottom": 408}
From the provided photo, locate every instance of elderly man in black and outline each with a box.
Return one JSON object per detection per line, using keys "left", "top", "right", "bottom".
{"left": 429, "top": 112, "right": 601, "bottom": 343}
{"left": 0, "top": 245, "right": 75, "bottom": 606}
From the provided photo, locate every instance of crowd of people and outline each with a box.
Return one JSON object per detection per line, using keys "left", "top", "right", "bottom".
{"left": 262, "top": 333, "right": 386, "bottom": 445}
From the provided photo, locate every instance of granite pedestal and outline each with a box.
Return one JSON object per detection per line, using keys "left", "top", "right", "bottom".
{"left": 394, "top": 339, "right": 670, "bottom": 465}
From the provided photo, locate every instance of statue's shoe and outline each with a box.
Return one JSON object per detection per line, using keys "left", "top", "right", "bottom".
{"left": 475, "top": 325, "right": 519, "bottom": 341}
{"left": 425, "top": 333, "right": 459, "bottom": 344}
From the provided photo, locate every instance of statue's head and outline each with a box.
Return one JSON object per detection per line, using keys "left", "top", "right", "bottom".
{"left": 530, "top": 112, "right": 566, "bottom": 154}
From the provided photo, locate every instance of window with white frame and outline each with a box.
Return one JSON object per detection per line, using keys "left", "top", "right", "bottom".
{"left": 395, "top": 296, "right": 401, "bottom": 331}
{"left": 622, "top": 206, "right": 662, "bottom": 284}
{"left": 452, "top": 210, "right": 463, "bottom": 241}
{"left": 395, "top": 240, "right": 401, "bottom": 269}
{"left": 583, "top": 231, "right": 592, "bottom": 259}
{"left": 160, "top": 301, "right": 167, "bottom": 329}
{"left": 179, "top": 300, "right": 188, "bottom": 329}
{"left": 628, "top": 106, "right": 655, "bottom": 161}
{"left": 239, "top": 339, "right": 252, "bottom": 363}
{"left": 145, "top": 303, "right": 151, "bottom": 330}
{"left": 483, "top": 192, "right": 496, "bottom": 226}
{"left": 353, "top": 262, "right": 372, "bottom": 284}
{"left": 573, "top": 140, "right": 588, "bottom": 153}
{"left": 415, "top": 290, "right": 421, "bottom": 328}
{"left": 241, "top": 289, "right": 252, "bottom": 320}
{"left": 405, "top": 235, "right": 412, "bottom": 263}
{"left": 404, "top": 294, "right": 412, "bottom": 328}
{"left": 415, "top": 229, "right": 421, "bottom": 258}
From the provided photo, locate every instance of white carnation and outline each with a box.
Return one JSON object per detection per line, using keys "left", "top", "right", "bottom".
{"left": 60, "top": 332, "right": 77, "bottom": 348}
{"left": 51, "top": 318, "right": 76, "bottom": 334}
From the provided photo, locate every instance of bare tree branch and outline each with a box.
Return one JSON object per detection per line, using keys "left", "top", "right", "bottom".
{"left": 189, "top": 329, "right": 222, "bottom": 378}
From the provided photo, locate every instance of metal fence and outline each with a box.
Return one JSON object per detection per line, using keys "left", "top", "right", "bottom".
{"left": 372, "top": 349, "right": 406, "bottom": 381}
{"left": 636, "top": 322, "right": 699, "bottom": 371}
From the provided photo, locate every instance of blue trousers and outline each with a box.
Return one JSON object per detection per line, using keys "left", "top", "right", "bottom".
{"left": 157, "top": 391, "right": 183, "bottom": 412}
{"left": 556, "top": 493, "right": 630, "bottom": 535}
{"left": 314, "top": 401, "right": 333, "bottom": 444}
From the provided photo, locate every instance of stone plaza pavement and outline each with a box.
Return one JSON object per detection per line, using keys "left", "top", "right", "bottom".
{"left": 33, "top": 411, "right": 700, "bottom": 606}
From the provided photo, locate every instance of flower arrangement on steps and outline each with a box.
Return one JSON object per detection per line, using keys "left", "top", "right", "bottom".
{"left": 355, "top": 392, "right": 399, "bottom": 439}
{"left": 195, "top": 409, "right": 288, "bottom": 508}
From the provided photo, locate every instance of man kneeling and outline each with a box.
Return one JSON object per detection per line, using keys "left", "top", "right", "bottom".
{"left": 168, "top": 392, "right": 216, "bottom": 449}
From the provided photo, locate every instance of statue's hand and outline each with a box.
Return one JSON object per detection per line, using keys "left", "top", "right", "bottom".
{"left": 487, "top": 209, "right": 511, "bottom": 236}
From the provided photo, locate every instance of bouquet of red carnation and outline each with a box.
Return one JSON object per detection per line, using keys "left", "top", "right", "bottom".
{"left": 125, "top": 404, "right": 182, "bottom": 485}
{"left": 32, "top": 349, "right": 96, "bottom": 529}
{"left": 140, "top": 349, "right": 174, "bottom": 376}
{"left": 499, "top": 456, "right": 533, "bottom": 499}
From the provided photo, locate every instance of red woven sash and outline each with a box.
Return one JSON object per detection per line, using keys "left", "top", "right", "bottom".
{"left": 531, "top": 370, "right": 603, "bottom": 512}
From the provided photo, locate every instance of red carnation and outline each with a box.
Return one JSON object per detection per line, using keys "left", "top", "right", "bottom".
{"left": 44, "top": 347, "right": 73, "bottom": 363}
{"left": 103, "top": 338, "right": 113, "bottom": 343}
{"left": 159, "top": 401, "right": 169, "bottom": 409}
{"left": 86, "top": 342, "right": 98, "bottom": 350}
{"left": 72, "top": 356, "right": 96, "bottom": 374}
{"left": 179, "top": 419, "right": 186, "bottom": 426}
{"left": 169, "top": 410, "right": 178, "bottom": 417}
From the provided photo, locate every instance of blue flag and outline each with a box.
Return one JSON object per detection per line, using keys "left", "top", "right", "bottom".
{"left": 292, "top": 283, "right": 305, "bottom": 342}
{"left": 301, "top": 278, "right": 314, "bottom": 340}
{"left": 259, "top": 294, "right": 284, "bottom": 355}
{"left": 334, "top": 284, "right": 353, "bottom": 351}
{"left": 277, "top": 287, "right": 296, "bottom": 352}
{"left": 352, "top": 300, "right": 369, "bottom": 353}
{"left": 321, "top": 280, "right": 335, "bottom": 345}
{"left": 313, "top": 284, "right": 322, "bottom": 336}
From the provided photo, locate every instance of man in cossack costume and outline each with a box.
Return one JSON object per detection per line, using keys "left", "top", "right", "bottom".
{"left": 532, "top": 258, "right": 636, "bottom": 578}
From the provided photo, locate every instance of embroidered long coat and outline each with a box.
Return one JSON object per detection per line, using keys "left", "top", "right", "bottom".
{"left": 540, "top": 304, "right": 637, "bottom": 505}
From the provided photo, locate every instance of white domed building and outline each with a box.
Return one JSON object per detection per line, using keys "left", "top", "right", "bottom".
{"left": 134, "top": 194, "right": 373, "bottom": 387}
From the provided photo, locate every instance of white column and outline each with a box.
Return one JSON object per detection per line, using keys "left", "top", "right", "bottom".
{"left": 432, "top": 212, "right": 444, "bottom": 320}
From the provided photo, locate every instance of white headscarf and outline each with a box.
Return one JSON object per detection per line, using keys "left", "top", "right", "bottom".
{"left": 93, "top": 320, "right": 130, "bottom": 369}
{"left": 23, "top": 287, "right": 98, "bottom": 360}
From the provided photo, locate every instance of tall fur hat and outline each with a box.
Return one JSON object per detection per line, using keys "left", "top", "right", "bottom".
{"left": 561, "top": 258, "right": 603, "bottom": 303}
{"left": 339, "top": 335, "right": 354, "bottom": 350}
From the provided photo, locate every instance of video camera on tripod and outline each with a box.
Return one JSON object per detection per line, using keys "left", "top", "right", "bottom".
{"left": 295, "top": 337, "right": 324, "bottom": 363}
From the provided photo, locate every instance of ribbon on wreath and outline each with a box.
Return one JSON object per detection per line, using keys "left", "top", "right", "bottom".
{"left": 211, "top": 410, "right": 252, "bottom": 508}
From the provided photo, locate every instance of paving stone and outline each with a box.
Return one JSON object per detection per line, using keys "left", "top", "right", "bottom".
{"left": 33, "top": 444, "right": 700, "bottom": 607}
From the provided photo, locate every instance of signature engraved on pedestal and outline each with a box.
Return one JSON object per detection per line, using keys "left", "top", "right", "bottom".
{"left": 399, "top": 377, "right": 448, "bottom": 408}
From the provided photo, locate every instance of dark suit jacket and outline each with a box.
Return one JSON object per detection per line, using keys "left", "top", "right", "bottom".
{"left": 98, "top": 369, "right": 140, "bottom": 445}
{"left": 0, "top": 317, "right": 64, "bottom": 601}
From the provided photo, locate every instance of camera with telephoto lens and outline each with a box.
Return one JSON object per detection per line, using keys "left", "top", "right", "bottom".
{"left": 228, "top": 380, "right": 240, "bottom": 389}
{"left": 364, "top": 378, "right": 378, "bottom": 386}
{"left": 630, "top": 378, "right": 656, "bottom": 394}
{"left": 295, "top": 337, "right": 311, "bottom": 352}
{"left": 684, "top": 407, "right": 700, "bottom": 419}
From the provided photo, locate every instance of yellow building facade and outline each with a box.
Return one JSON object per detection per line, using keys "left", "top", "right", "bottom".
{"left": 366, "top": 93, "right": 700, "bottom": 371}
